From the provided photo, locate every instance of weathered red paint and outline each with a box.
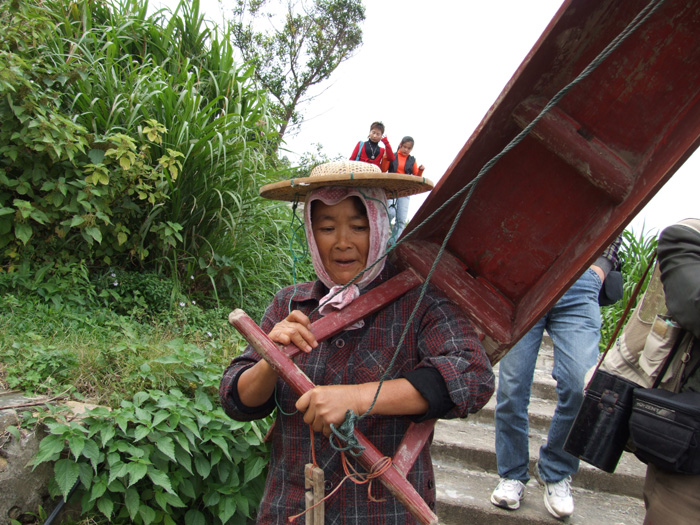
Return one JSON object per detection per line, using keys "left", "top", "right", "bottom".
{"left": 401, "top": 0, "right": 700, "bottom": 363}
{"left": 392, "top": 420, "right": 437, "bottom": 476}
{"left": 281, "top": 269, "right": 424, "bottom": 359}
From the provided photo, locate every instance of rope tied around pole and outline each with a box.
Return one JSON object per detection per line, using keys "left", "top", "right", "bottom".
{"left": 289, "top": 426, "right": 392, "bottom": 523}
{"left": 329, "top": 409, "right": 364, "bottom": 456}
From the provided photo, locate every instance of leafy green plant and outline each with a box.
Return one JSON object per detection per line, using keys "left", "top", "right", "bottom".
{"left": 0, "top": 258, "right": 96, "bottom": 307}
{"left": 4, "top": 332, "right": 269, "bottom": 525}
{"left": 1, "top": 0, "right": 302, "bottom": 313}
{"left": 1, "top": 342, "right": 77, "bottom": 393}
{"left": 93, "top": 268, "right": 176, "bottom": 317}
{"left": 0, "top": 292, "right": 244, "bottom": 405}
{"left": 25, "top": 387, "right": 269, "bottom": 524}
{"left": 599, "top": 227, "right": 658, "bottom": 350}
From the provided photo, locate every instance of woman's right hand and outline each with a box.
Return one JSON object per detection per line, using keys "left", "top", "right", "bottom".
{"left": 268, "top": 310, "right": 318, "bottom": 353}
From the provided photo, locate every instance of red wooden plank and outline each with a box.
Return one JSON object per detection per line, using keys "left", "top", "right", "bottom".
{"left": 282, "top": 269, "right": 424, "bottom": 359}
{"left": 402, "top": 0, "right": 700, "bottom": 361}
{"left": 392, "top": 240, "right": 514, "bottom": 360}
{"left": 393, "top": 420, "right": 436, "bottom": 476}
{"left": 512, "top": 97, "right": 634, "bottom": 203}
{"left": 228, "top": 310, "right": 439, "bottom": 525}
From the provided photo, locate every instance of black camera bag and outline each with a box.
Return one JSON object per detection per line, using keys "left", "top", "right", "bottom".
{"left": 629, "top": 388, "right": 700, "bottom": 474}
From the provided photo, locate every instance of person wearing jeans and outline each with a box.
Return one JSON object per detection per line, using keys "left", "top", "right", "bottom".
{"left": 387, "top": 196, "right": 410, "bottom": 240}
{"left": 490, "top": 239, "right": 621, "bottom": 519}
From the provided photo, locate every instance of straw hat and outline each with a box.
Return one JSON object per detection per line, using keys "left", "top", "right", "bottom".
{"left": 259, "top": 160, "right": 434, "bottom": 201}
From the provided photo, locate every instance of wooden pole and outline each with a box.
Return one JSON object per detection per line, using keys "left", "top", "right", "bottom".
{"left": 305, "top": 463, "right": 325, "bottom": 525}
{"left": 230, "top": 310, "right": 437, "bottom": 524}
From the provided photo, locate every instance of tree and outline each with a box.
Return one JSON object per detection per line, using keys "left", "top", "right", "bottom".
{"left": 0, "top": 0, "right": 305, "bottom": 311}
{"left": 230, "top": 0, "right": 365, "bottom": 143}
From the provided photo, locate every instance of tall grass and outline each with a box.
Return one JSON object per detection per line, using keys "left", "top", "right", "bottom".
{"left": 599, "top": 226, "right": 658, "bottom": 350}
{"left": 1, "top": 0, "right": 312, "bottom": 313}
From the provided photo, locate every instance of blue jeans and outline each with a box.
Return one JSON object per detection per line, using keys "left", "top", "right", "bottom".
{"left": 494, "top": 268, "right": 602, "bottom": 483}
{"left": 387, "top": 197, "right": 410, "bottom": 239}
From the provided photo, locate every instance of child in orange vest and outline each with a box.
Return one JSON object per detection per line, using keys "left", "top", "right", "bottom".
{"left": 383, "top": 136, "right": 425, "bottom": 239}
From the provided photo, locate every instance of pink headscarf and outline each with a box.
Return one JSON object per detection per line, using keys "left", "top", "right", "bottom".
{"left": 304, "top": 187, "right": 391, "bottom": 326}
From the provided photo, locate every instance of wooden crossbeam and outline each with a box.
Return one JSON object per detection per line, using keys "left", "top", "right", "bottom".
{"left": 228, "top": 270, "right": 439, "bottom": 524}
{"left": 281, "top": 268, "right": 424, "bottom": 359}
{"left": 512, "top": 97, "right": 635, "bottom": 204}
{"left": 305, "top": 463, "right": 325, "bottom": 524}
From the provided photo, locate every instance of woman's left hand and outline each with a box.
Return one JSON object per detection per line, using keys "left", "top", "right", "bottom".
{"left": 295, "top": 384, "right": 366, "bottom": 436}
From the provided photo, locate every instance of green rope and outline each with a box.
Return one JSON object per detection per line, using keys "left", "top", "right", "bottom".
{"left": 274, "top": 384, "right": 298, "bottom": 416}
{"left": 329, "top": 409, "right": 364, "bottom": 456}
{"left": 287, "top": 198, "right": 308, "bottom": 315}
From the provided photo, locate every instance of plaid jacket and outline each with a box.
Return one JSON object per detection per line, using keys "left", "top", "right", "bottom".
{"left": 220, "top": 266, "right": 494, "bottom": 523}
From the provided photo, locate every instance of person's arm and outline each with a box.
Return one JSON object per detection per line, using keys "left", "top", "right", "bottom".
{"left": 413, "top": 162, "right": 425, "bottom": 177}
{"left": 380, "top": 154, "right": 391, "bottom": 172}
{"left": 350, "top": 142, "right": 360, "bottom": 161}
{"left": 591, "top": 235, "right": 623, "bottom": 282}
{"left": 295, "top": 379, "right": 428, "bottom": 436}
{"left": 237, "top": 310, "right": 318, "bottom": 407}
{"left": 658, "top": 219, "right": 700, "bottom": 339}
{"left": 382, "top": 136, "right": 395, "bottom": 162}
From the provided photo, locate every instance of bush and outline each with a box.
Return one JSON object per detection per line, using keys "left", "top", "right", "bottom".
{"left": 599, "top": 227, "right": 658, "bottom": 350}
{"left": 0, "top": 0, "right": 304, "bottom": 312}
{"left": 94, "top": 268, "right": 176, "bottom": 316}
{"left": 24, "top": 388, "right": 269, "bottom": 525}
{"left": 2, "top": 294, "right": 270, "bottom": 523}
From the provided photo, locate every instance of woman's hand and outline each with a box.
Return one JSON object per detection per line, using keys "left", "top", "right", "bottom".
{"left": 296, "top": 379, "right": 430, "bottom": 436}
{"left": 236, "top": 310, "right": 317, "bottom": 407}
{"left": 268, "top": 310, "right": 318, "bottom": 352}
{"left": 295, "top": 384, "right": 367, "bottom": 436}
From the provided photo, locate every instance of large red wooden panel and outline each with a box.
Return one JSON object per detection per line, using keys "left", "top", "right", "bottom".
{"left": 397, "top": 0, "right": 700, "bottom": 362}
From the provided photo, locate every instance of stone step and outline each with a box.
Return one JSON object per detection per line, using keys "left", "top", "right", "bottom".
{"left": 432, "top": 419, "right": 646, "bottom": 499}
{"left": 435, "top": 463, "right": 646, "bottom": 525}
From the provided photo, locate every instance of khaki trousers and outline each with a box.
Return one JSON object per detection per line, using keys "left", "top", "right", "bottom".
{"left": 643, "top": 463, "right": 700, "bottom": 525}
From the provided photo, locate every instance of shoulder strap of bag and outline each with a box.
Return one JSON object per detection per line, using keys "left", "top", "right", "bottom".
{"left": 651, "top": 328, "right": 689, "bottom": 389}
{"left": 587, "top": 250, "right": 657, "bottom": 388}
{"left": 355, "top": 141, "right": 364, "bottom": 161}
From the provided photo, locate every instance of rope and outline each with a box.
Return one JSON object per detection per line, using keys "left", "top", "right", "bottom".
{"left": 288, "top": 444, "right": 392, "bottom": 523}
{"left": 326, "top": 0, "right": 667, "bottom": 447}
{"left": 287, "top": 199, "right": 308, "bottom": 315}
{"left": 329, "top": 409, "right": 364, "bottom": 456}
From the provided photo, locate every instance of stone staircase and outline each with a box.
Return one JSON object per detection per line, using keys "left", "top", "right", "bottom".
{"left": 432, "top": 338, "right": 647, "bottom": 524}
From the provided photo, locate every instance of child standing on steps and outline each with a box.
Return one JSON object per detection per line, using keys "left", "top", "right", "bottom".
{"left": 349, "top": 121, "right": 394, "bottom": 170}
{"left": 382, "top": 136, "right": 425, "bottom": 239}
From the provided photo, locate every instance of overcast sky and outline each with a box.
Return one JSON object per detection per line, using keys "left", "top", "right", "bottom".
{"left": 156, "top": 0, "right": 699, "bottom": 237}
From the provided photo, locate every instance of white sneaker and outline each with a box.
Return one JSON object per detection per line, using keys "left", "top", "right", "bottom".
{"left": 543, "top": 476, "right": 574, "bottom": 519}
{"left": 490, "top": 478, "right": 525, "bottom": 510}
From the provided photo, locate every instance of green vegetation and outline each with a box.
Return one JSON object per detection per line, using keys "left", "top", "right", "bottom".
{"left": 0, "top": 0, "right": 313, "bottom": 310}
{"left": 599, "top": 227, "right": 658, "bottom": 351}
{"left": 1, "top": 293, "right": 270, "bottom": 524}
{"left": 0, "top": 0, "right": 321, "bottom": 522}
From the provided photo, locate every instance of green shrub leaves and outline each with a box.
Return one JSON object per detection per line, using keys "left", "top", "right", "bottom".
{"left": 27, "top": 385, "right": 268, "bottom": 524}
